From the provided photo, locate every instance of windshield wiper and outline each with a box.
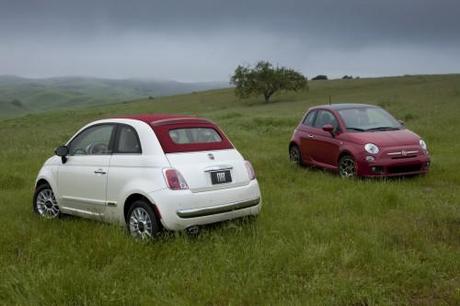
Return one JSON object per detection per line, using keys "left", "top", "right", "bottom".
{"left": 366, "top": 126, "right": 400, "bottom": 132}
{"left": 346, "top": 127, "right": 366, "bottom": 132}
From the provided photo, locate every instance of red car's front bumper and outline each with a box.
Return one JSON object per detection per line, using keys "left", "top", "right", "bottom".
{"left": 356, "top": 152, "right": 430, "bottom": 177}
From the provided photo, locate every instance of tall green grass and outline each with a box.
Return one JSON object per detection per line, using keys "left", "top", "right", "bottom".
{"left": 0, "top": 75, "right": 459, "bottom": 304}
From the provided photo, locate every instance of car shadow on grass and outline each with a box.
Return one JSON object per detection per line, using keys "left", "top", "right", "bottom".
{"left": 41, "top": 210, "right": 259, "bottom": 243}
{"left": 156, "top": 215, "right": 259, "bottom": 242}
{"left": 292, "top": 162, "right": 426, "bottom": 182}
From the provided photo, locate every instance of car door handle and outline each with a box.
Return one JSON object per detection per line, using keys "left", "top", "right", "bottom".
{"left": 94, "top": 169, "right": 107, "bottom": 175}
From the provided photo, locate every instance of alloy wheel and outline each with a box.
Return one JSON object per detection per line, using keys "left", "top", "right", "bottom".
{"left": 35, "top": 188, "right": 60, "bottom": 218}
{"left": 339, "top": 156, "right": 356, "bottom": 178}
{"left": 290, "top": 146, "right": 301, "bottom": 164}
{"left": 128, "top": 207, "right": 154, "bottom": 239}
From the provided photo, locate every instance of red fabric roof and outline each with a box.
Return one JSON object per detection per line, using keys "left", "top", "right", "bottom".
{"left": 114, "top": 114, "right": 233, "bottom": 153}
{"left": 115, "top": 114, "right": 204, "bottom": 125}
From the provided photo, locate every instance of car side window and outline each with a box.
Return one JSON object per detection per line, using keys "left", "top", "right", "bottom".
{"left": 313, "top": 110, "right": 339, "bottom": 130}
{"left": 116, "top": 125, "right": 142, "bottom": 154}
{"left": 69, "top": 124, "right": 115, "bottom": 156}
{"left": 302, "top": 110, "right": 317, "bottom": 127}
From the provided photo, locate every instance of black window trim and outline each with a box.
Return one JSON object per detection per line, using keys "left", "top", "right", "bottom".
{"left": 302, "top": 110, "right": 317, "bottom": 127}
{"left": 112, "top": 123, "right": 143, "bottom": 155}
{"left": 312, "top": 109, "right": 341, "bottom": 132}
{"left": 67, "top": 123, "right": 117, "bottom": 156}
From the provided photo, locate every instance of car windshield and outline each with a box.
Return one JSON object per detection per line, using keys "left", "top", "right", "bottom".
{"left": 338, "top": 107, "right": 402, "bottom": 132}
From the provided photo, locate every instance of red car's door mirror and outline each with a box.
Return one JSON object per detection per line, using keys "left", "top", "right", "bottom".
{"left": 322, "top": 124, "right": 335, "bottom": 137}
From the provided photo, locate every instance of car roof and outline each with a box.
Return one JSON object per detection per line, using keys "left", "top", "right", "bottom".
{"left": 310, "top": 103, "right": 378, "bottom": 111}
{"left": 114, "top": 114, "right": 213, "bottom": 126}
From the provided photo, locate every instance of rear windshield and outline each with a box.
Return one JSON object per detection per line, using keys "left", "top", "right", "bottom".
{"left": 169, "top": 128, "right": 222, "bottom": 144}
{"left": 152, "top": 123, "right": 233, "bottom": 153}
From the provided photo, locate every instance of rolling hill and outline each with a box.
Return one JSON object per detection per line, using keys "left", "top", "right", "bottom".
{"left": 0, "top": 74, "right": 459, "bottom": 304}
{"left": 0, "top": 75, "right": 228, "bottom": 118}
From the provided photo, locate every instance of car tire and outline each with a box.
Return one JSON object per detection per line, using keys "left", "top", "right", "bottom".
{"left": 289, "top": 145, "right": 303, "bottom": 166}
{"left": 339, "top": 155, "right": 357, "bottom": 178}
{"left": 127, "top": 200, "right": 160, "bottom": 239}
{"left": 33, "top": 183, "right": 61, "bottom": 219}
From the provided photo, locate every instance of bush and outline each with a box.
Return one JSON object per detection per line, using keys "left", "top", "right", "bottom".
{"left": 312, "top": 75, "right": 328, "bottom": 80}
{"left": 10, "top": 99, "right": 24, "bottom": 108}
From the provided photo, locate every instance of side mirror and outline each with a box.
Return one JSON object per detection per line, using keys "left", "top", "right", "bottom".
{"left": 322, "top": 124, "right": 335, "bottom": 137}
{"left": 398, "top": 119, "right": 405, "bottom": 126}
{"left": 55, "top": 145, "right": 69, "bottom": 163}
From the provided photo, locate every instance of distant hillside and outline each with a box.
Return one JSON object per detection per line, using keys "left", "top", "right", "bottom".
{"left": 0, "top": 76, "right": 228, "bottom": 118}
{"left": 1, "top": 74, "right": 460, "bottom": 305}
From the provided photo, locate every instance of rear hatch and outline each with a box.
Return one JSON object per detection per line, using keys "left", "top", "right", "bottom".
{"left": 151, "top": 118, "right": 250, "bottom": 192}
{"left": 166, "top": 149, "right": 250, "bottom": 192}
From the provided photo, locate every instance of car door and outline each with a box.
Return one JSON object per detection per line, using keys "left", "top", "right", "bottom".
{"left": 57, "top": 123, "right": 115, "bottom": 218}
{"left": 309, "top": 110, "right": 341, "bottom": 167}
{"left": 298, "top": 110, "right": 317, "bottom": 164}
{"left": 105, "top": 124, "right": 143, "bottom": 221}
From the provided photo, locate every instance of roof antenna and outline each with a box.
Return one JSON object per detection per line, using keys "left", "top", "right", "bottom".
{"left": 328, "top": 95, "right": 332, "bottom": 105}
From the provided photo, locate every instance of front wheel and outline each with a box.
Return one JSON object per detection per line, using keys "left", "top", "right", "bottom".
{"left": 289, "top": 145, "right": 303, "bottom": 166}
{"left": 33, "top": 184, "right": 61, "bottom": 219}
{"left": 127, "top": 200, "right": 160, "bottom": 239}
{"left": 339, "top": 155, "right": 357, "bottom": 178}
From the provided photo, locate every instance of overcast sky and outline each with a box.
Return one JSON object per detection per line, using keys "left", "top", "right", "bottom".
{"left": 1, "top": 0, "right": 459, "bottom": 82}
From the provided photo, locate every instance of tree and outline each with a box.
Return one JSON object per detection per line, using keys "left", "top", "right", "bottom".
{"left": 230, "top": 61, "right": 307, "bottom": 103}
{"left": 10, "top": 99, "right": 24, "bottom": 108}
{"left": 312, "top": 75, "right": 328, "bottom": 80}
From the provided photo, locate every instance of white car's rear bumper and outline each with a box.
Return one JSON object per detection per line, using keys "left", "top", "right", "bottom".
{"left": 149, "top": 180, "right": 262, "bottom": 231}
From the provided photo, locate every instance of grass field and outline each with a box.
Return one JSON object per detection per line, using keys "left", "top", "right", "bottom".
{"left": 0, "top": 74, "right": 459, "bottom": 305}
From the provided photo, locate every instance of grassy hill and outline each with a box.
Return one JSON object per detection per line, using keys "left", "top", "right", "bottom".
{"left": 0, "top": 74, "right": 459, "bottom": 304}
{"left": 0, "top": 75, "right": 227, "bottom": 118}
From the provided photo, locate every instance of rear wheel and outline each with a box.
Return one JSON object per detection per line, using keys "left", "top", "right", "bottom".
{"left": 33, "top": 184, "right": 61, "bottom": 219}
{"left": 127, "top": 200, "right": 160, "bottom": 239}
{"left": 339, "top": 155, "right": 357, "bottom": 178}
{"left": 289, "top": 145, "right": 302, "bottom": 166}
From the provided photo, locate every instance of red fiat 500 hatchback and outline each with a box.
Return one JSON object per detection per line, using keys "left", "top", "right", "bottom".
{"left": 289, "top": 103, "right": 430, "bottom": 177}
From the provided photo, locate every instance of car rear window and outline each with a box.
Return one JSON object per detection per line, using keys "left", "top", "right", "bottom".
{"left": 169, "top": 128, "right": 222, "bottom": 144}
{"left": 152, "top": 123, "right": 233, "bottom": 153}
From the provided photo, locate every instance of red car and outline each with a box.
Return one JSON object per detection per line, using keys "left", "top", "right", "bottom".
{"left": 289, "top": 104, "right": 430, "bottom": 177}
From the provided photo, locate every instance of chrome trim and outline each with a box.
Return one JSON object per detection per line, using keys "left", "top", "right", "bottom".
{"left": 203, "top": 165, "right": 234, "bottom": 172}
{"left": 387, "top": 150, "right": 419, "bottom": 156}
{"left": 62, "top": 196, "right": 106, "bottom": 206}
{"left": 61, "top": 207, "right": 103, "bottom": 217}
{"left": 176, "top": 197, "right": 260, "bottom": 219}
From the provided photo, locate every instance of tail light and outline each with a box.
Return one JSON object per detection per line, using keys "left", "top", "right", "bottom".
{"left": 244, "top": 161, "right": 256, "bottom": 180}
{"left": 163, "top": 168, "right": 189, "bottom": 190}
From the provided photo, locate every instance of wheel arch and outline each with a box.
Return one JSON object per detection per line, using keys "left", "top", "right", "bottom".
{"left": 338, "top": 149, "right": 354, "bottom": 163}
{"left": 289, "top": 141, "right": 300, "bottom": 151}
{"left": 35, "top": 178, "right": 50, "bottom": 188}
{"left": 35, "top": 173, "right": 59, "bottom": 199}
{"left": 123, "top": 193, "right": 161, "bottom": 225}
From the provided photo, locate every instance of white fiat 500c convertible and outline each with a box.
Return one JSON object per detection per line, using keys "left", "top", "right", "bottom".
{"left": 34, "top": 114, "right": 262, "bottom": 238}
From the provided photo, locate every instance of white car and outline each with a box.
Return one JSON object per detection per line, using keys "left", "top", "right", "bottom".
{"left": 34, "top": 114, "right": 262, "bottom": 238}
